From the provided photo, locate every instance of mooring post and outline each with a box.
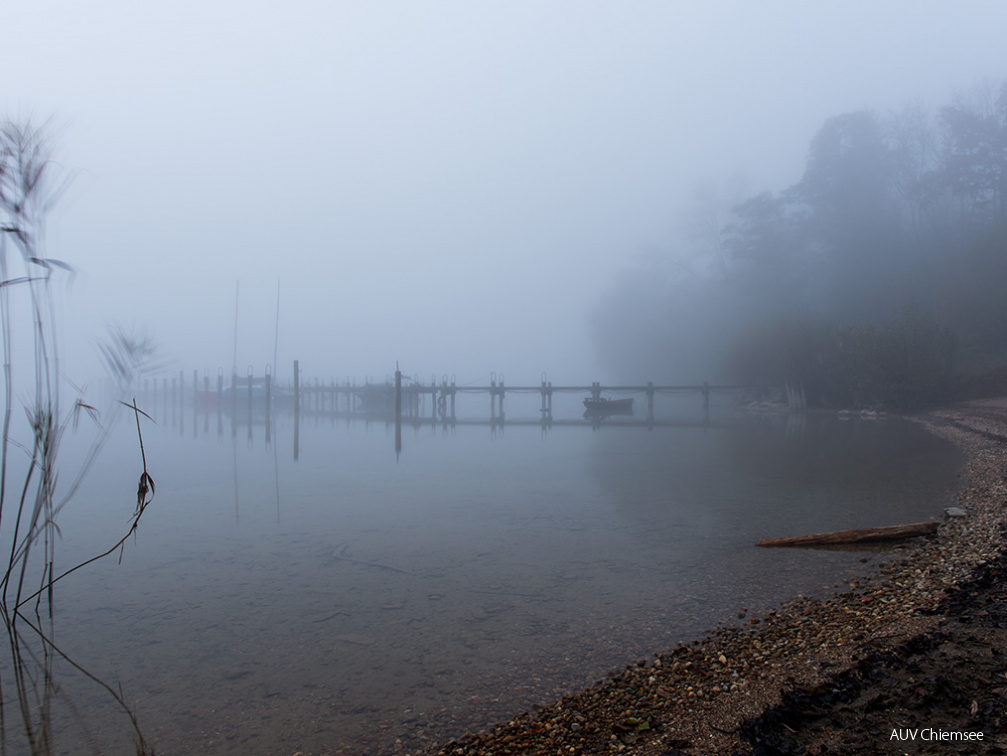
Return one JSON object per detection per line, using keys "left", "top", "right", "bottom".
{"left": 395, "top": 364, "right": 402, "bottom": 457}
{"left": 293, "top": 360, "right": 300, "bottom": 461}
{"left": 265, "top": 384, "right": 272, "bottom": 446}
{"left": 216, "top": 370, "right": 223, "bottom": 437}
{"left": 265, "top": 364, "right": 272, "bottom": 416}
{"left": 203, "top": 372, "right": 210, "bottom": 434}
{"left": 395, "top": 365, "right": 402, "bottom": 418}
{"left": 192, "top": 369, "right": 198, "bottom": 438}
{"left": 247, "top": 366, "right": 254, "bottom": 441}
{"left": 179, "top": 370, "right": 186, "bottom": 435}
{"left": 540, "top": 374, "right": 553, "bottom": 427}
{"left": 265, "top": 366, "right": 272, "bottom": 445}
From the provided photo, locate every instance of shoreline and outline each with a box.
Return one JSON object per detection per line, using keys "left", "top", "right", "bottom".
{"left": 427, "top": 399, "right": 1007, "bottom": 755}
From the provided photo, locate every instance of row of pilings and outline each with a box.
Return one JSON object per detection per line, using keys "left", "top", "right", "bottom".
{"left": 137, "top": 361, "right": 781, "bottom": 432}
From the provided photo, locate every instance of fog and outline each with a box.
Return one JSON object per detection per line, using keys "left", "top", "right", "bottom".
{"left": 3, "top": 2, "right": 1006, "bottom": 387}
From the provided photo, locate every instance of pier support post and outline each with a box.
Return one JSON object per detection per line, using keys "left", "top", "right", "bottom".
{"left": 265, "top": 365, "right": 272, "bottom": 414}
{"left": 293, "top": 360, "right": 300, "bottom": 461}
{"left": 192, "top": 369, "right": 198, "bottom": 438}
{"left": 395, "top": 365, "right": 402, "bottom": 457}
{"left": 217, "top": 370, "right": 224, "bottom": 437}
{"left": 179, "top": 370, "right": 185, "bottom": 435}
{"left": 265, "top": 366, "right": 272, "bottom": 444}
{"left": 247, "top": 367, "right": 254, "bottom": 441}
{"left": 540, "top": 374, "right": 553, "bottom": 426}
{"left": 438, "top": 377, "right": 449, "bottom": 423}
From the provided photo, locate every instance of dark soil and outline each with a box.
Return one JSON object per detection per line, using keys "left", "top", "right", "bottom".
{"left": 738, "top": 544, "right": 1007, "bottom": 755}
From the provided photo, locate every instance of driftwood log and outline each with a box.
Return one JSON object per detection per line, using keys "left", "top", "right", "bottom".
{"left": 756, "top": 520, "right": 939, "bottom": 548}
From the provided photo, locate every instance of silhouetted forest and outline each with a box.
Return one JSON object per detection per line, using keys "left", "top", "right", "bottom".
{"left": 593, "top": 80, "right": 1007, "bottom": 410}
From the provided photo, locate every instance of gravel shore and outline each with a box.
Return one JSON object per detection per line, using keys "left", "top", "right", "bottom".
{"left": 429, "top": 400, "right": 1007, "bottom": 756}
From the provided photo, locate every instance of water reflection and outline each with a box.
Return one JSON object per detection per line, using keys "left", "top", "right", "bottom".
{"left": 47, "top": 406, "right": 962, "bottom": 755}
{"left": 0, "top": 612, "right": 153, "bottom": 755}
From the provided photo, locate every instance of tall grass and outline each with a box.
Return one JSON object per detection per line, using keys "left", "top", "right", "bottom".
{"left": 0, "top": 118, "right": 158, "bottom": 754}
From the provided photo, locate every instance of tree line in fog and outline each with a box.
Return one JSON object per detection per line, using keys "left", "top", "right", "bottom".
{"left": 594, "top": 79, "right": 1007, "bottom": 410}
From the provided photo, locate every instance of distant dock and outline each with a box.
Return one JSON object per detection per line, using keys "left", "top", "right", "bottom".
{"left": 141, "top": 361, "right": 778, "bottom": 428}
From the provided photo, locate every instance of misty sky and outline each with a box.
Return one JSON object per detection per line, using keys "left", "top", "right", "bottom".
{"left": 3, "top": 1, "right": 1006, "bottom": 387}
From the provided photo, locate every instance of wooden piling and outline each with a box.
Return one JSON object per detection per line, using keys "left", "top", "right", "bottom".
{"left": 395, "top": 365, "right": 402, "bottom": 456}
{"left": 265, "top": 365, "right": 272, "bottom": 414}
{"left": 757, "top": 521, "right": 939, "bottom": 548}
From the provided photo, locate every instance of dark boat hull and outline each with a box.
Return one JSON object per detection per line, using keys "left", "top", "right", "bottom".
{"left": 582, "top": 397, "right": 634, "bottom": 416}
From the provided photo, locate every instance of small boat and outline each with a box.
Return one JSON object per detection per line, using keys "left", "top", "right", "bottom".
{"left": 583, "top": 397, "right": 634, "bottom": 415}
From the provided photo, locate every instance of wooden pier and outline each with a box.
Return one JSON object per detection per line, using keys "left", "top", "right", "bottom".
{"left": 135, "top": 362, "right": 778, "bottom": 461}
{"left": 141, "top": 361, "right": 774, "bottom": 430}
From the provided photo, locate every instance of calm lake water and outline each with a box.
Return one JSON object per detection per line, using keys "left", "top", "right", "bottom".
{"left": 5, "top": 396, "right": 963, "bottom": 755}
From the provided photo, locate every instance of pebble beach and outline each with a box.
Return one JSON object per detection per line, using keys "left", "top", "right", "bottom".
{"left": 428, "top": 400, "right": 1007, "bottom": 756}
